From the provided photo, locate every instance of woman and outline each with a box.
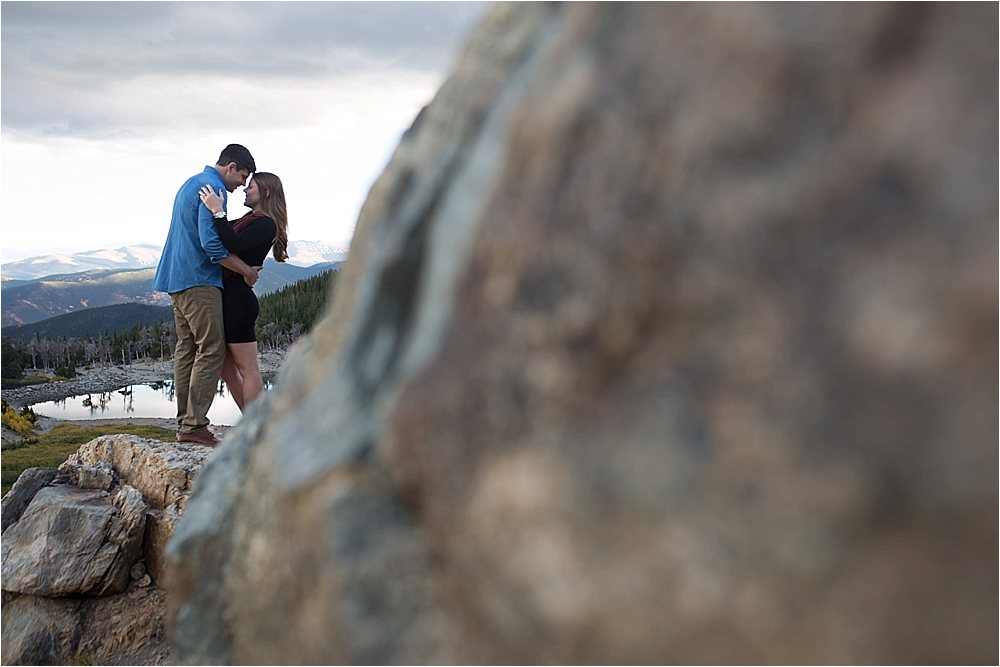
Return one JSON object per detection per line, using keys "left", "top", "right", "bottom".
{"left": 198, "top": 172, "right": 288, "bottom": 411}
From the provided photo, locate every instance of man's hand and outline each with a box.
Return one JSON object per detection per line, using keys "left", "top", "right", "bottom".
{"left": 220, "top": 256, "right": 262, "bottom": 288}
{"left": 242, "top": 265, "right": 264, "bottom": 288}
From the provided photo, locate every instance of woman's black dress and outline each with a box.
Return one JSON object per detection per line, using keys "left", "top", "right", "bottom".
{"left": 215, "top": 214, "right": 276, "bottom": 344}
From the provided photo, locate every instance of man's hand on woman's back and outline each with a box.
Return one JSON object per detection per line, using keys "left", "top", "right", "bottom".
{"left": 243, "top": 266, "right": 263, "bottom": 288}
{"left": 219, "top": 255, "right": 262, "bottom": 288}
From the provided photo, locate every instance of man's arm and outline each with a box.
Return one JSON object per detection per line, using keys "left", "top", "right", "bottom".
{"left": 220, "top": 255, "right": 260, "bottom": 288}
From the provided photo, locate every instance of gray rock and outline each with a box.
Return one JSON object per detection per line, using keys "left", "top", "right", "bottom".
{"left": 101, "top": 485, "right": 148, "bottom": 595}
{"left": 1, "top": 467, "right": 57, "bottom": 533}
{"left": 72, "top": 461, "right": 116, "bottom": 491}
{"left": 1, "top": 436, "right": 194, "bottom": 667}
{"left": 62, "top": 434, "right": 209, "bottom": 510}
{"left": 1, "top": 485, "right": 147, "bottom": 596}
{"left": 1, "top": 594, "right": 82, "bottom": 666}
{"left": 61, "top": 433, "right": 210, "bottom": 586}
{"left": 1, "top": 590, "right": 170, "bottom": 666}
{"left": 144, "top": 504, "right": 181, "bottom": 586}
{"left": 167, "top": 3, "right": 998, "bottom": 665}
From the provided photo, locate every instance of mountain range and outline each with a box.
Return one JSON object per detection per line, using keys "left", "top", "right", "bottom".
{"left": 0, "top": 303, "right": 175, "bottom": 342}
{"left": 281, "top": 240, "right": 349, "bottom": 267}
{"left": 2, "top": 241, "right": 349, "bottom": 281}
{"left": 1, "top": 244, "right": 162, "bottom": 281}
{"left": 1, "top": 259, "right": 341, "bottom": 328}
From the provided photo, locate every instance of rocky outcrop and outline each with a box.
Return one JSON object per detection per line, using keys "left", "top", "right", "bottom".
{"left": 2, "top": 485, "right": 146, "bottom": 596}
{"left": 1, "top": 589, "right": 170, "bottom": 667}
{"left": 64, "top": 434, "right": 210, "bottom": 583}
{"left": 1, "top": 594, "right": 83, "bottom": 666}
{"left": 167, "top": 3, "right": 998, "bottom": 665}
{"left": 1, "top": 467, "right": 57, "bottom": 530}
{"left": 65, "top": 435, "right": 206, "bottom": 512}
{"left": 2, "top": 434, "right": 209, "bottom": 665}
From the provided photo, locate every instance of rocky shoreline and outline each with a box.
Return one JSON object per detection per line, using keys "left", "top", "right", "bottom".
{"left": 1, "top": 350, "right": 287, "bottom": 444}
{"left": 2, "top": 367, "right": 159, "bottom": 411}
{"left": 2, "top": 351, "right": 286, "bottom": 410}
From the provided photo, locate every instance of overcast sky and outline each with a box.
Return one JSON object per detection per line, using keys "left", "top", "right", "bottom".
{"left": 1, "top": 1, "right": 492, "bottom": 263}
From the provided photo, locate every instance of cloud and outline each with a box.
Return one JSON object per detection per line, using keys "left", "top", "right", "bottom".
{"left": 1, "top": 1, "right": 491, "bottom": 138}
{"left": 0, "top": 1, "right": 492, "bottom": 264}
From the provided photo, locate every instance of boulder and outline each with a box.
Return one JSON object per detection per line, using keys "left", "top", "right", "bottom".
{"left": 1, "top": 589, "right": 170, "bottom": 666}
{"left": 56, "top": 460, "right": 116, "bottom": 491}
{"left": 62, "top": 434, "right": 210, "bottom": 585}
{"left": 1, "top": 435, "right": 207, "bottom": 665}
{"left": 167, "top": 3, "right": 998, "bottom": 665}
{"left": 1, "top": 594, "right": 82, "bottom": 666}
{"left": 144, "top": 504, "right": 182, "bottom": 586}
{"left": 2, "top": 484, "right": 147, "bottom": 597}
{"left": 1, "top": 467, "right": 57, "bottom": 532}
{"left": 63, "top": 434, "right": 209, "bottom": 510}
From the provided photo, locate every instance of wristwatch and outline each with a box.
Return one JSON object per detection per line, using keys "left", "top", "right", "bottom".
{"left": 213, "top": 210, "right": 226, "bottom": 219}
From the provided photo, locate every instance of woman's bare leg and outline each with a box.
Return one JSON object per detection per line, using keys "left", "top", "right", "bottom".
{"left": 221, "top": 350, "right": 245, "bottom": 411}
{"left": 228, "top": 342, "right": 264, "bottom": 408}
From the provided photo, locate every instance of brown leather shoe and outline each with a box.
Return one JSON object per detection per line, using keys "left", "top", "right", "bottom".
{"left": 176, "top": 427, "right": 220, "bottom": 446}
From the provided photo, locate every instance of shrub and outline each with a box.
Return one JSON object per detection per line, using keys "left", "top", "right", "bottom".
{"left": 1, "top": 401, "right": 35, "bottom": 436}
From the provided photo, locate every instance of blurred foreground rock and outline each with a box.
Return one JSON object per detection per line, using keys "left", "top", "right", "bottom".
{"left": 168, "top": 3, "right": 998, "bottom": 664}
{"left": 1, "top": 435, "right": 209, "bottom": 665}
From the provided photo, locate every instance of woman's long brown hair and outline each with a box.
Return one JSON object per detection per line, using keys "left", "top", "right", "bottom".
{"left": 251, "top": 172, "right": 288, "bottom": 262}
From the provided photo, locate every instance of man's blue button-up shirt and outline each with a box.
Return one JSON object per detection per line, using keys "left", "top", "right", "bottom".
{"left": 152, "top": 166, "right": 231, "bottom": 294}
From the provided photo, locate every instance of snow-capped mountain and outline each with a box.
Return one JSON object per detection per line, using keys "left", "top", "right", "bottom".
{"left": 2, "top": 240, "right": 349, "bottom": 280}
{"left": 285, "top": 240, "right": 350, "bottom": 267}
{"left": 1, "top": 244, "right": 163, "bottom": 281}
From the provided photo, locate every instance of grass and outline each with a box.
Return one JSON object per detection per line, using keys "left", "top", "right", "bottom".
{"left": 0, "top": 373, "right": 51, "bottom": 388}
{"left": 1, "top": 423, "right": 176, "bottom": 495}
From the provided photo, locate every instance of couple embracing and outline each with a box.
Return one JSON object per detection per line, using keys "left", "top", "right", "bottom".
{"left": 152, "top": 144, "right": 288, "bottom": 446}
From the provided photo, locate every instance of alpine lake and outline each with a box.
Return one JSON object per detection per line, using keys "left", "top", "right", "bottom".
{"left": 30, "top": 377, "right": 275, "bottom": 427}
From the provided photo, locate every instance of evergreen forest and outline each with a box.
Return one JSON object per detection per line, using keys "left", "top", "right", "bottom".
{"left": 1, "top": 269, "right": 339, "bottom": 382}
{"left": 255, "top": 269, "right": 338, "bottom": 349}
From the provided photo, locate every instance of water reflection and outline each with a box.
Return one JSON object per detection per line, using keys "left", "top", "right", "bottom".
{"left": 32, "top": 379, "right": 272, "bottom": 426}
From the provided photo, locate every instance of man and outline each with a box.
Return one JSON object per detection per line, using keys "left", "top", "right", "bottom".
{"left": 153, "top": 144, "right": 260, "bottom": 446}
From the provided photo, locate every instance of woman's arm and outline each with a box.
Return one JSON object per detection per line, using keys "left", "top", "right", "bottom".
{"left": 214, "top": 216, "right": 240, "bottom": 253}
{"left": 198, "top": 185, "right": 241, "bottom": 252}
{"left": 198, "top": 186, "right": 274, "bottom": 253}
{"left": 215, "top": 216, "right": 275, "bottom": 255}
{"left": 197, "top": 185, "right": 240, "bottom": 253}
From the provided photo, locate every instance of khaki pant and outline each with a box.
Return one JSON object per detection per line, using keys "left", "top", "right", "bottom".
{"left": 171, "top": 286, "right": 225, "bottom": 433}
